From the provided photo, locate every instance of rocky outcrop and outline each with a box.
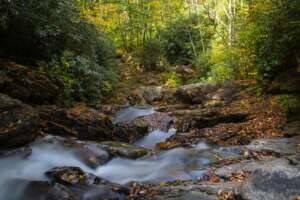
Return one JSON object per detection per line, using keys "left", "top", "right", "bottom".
{"left": 175, "top": 82, "right": 238, "bottom": 105}
{"left": 0, "top": 60, "right": 63, "bottom": 104}
{"left": 113, "top": 117, "right": 149, "bottom": 143}
{"left": 11, "top": 167, "right": 129, "bottom": 200}
{"left": 172, "top": 109, "right": 249, "bottom": 133}
{"left": 239, "top": 165, "right": 300, "bottom": 200}
{"left": 39, "top": 105, "right": 149, "bottom": 143}
{"left": 97, "top": 141, "right": 149, "bottom": 159}
{"left": 45, "top": 166, "right": 129, "bottom": 199}
{"left": 246, "top": 136, "right": 300, "bottom": 156}
{"left": 128, "top": 82, "right": 240, "bottom": 106}
{"left": 16, "top": 180, "right": 76, "bottom": 200}
{"left": 0, "top": 93, "right": 40, "bottom": 150}
{"left": 38, "top": 105, "right": 115, "bottom": 141}
{"left": 129, "top": 86, "right": 176, "bottom": 105}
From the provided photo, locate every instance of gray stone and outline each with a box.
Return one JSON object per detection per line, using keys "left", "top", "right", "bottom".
{"left": 215, "top": 159, "right": 295, "bottom": 178}
{"left": 247, "top": 136, "right": 300, "bottom": 155}
{"left": 240, "top": 168, "right": 300, "bottom": 200}
{"left": 97, "top": 141, "right": 149, "bottom": 159}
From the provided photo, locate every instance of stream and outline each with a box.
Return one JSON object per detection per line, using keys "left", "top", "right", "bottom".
{"left": 0, "top": 107, "right": 243, "bottom": 199}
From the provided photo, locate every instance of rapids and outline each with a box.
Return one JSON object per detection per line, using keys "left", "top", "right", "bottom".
{"left": 0, "top": 107, "right": 242, "bottom": 199}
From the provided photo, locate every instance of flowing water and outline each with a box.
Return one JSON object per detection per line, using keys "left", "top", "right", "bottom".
{"left": 113, "top": 107, "right": 155, "bottom": 123}
{"left": 0, "top": 107, "right": 243, "bottom": 199}
{"left": 135, "top": 128, "right": 177, "bottom": 149}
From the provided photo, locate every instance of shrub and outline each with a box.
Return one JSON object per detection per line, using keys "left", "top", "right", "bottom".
{"left": 0, "top": 0, "right": 118, "bottom": 104}
{"left": 39, "top": 51, "right": 117, "bottom": 105}
{"left": 164, "top": 72, "right": 182, "bottom": 88}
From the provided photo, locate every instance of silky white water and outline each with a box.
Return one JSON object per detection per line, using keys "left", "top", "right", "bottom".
{"left": 135, "top": 128, "right": 177, "bottom": 149}
{"left": 113, "top": 107, "right": 155, "bottom": 123}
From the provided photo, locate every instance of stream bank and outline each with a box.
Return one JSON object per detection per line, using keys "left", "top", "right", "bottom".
{"left": 0, "top": 62, "right": 299, "bottom": 200}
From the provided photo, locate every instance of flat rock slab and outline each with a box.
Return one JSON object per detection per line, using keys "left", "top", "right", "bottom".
{"left": 214, "top": 158, "right": 300, "bottom": 200}
{"left": 215, "top": 159, "right": 296, "bottom": 178}
{"left": 239, "top": 168, "right": 300, "bottom": 200}
{"left": 140, "top": 181, "right": 240, "bottom": 200}
{"left": 246, "top": 136, "right": 300, "bottom": 155}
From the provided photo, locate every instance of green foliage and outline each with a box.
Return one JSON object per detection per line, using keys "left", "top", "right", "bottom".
{"left": 237, "top": 0, "right": 300, "bottom": 82}
{"left": 160, "top": 14, "right": 214, "bottom": 65}
{"left": 0, "top": 0, "right": 117, "bottom": 104}
{"left": 39, "top": 51, "right": 117, "bottom": 104}
{"left": 279, "top": 94, "right": 300, "bottom": 115}
{"left": 164, "top": 72, "right": 182, "bottom": 88}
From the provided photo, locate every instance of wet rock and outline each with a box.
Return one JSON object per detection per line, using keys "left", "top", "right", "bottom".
{"left": 175, "top": 82, "right": 238, "bottom": 105}
{"left": 239, "top": 166, "right": 300, "bottom": 200}
{"left": 22, "top": 181, "right": 75, "bottom": 200}
{"left": 45, "top": 166, "right": 94, "bottom": 185}
{"left": 72, "top": 144, "right": 109, "bottom": 169}
{"left": 45, "top": 166, "right": 129, "bottom": 199}
{"left": 114, "top": 117, "right": 149, "bottom": 143}
{"left": 98, "top": 141, "right": 149, "bottom": 159}
{"left": 0, "top": 93, "right": 40, "bottom": 150}
{"left": 40, "top": 105, "right": 149, "bottom": 143}
{"left": 246, "top": 136, "right": 300, "bottom": 156}
{"left": 0, "top": 60, "right": 63, "bottom": 104}
{"left": 155, "top": 140, "right": 188, "bottom": 151}
{"left": 143, "top": 112, "right": 174, "bottom": 132}
{"left": 38, "top": 105, "right": 115, "bottom": 141}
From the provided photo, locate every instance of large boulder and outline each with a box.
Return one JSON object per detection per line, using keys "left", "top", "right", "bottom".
{"left": 0, "top": 93, "right": 40, "bottom": 150}
{"left": 129, "top": 86, "right": 176, "bottom": 105}
{"left": 45, "top": 166, "right": 129, "bottom": 199}
{"left": 113, "top": 117, "right": 149, "bottom": 143}
{"left": 0, "top": 60, "right": 63, "bottom": 104}
{"left": 128, "top": 82, "right": 240, "bottom": 106}
{"left": 175, "top": 82, "right": 238, "bottom": 105}
{"left": 39, "top": 105, "right": 149, "bottom": 143}
{"left": 38, "top": 105, "right": 115, "bottom": 141}
{"left": 3, "top": 179, "right": 75, "bottom": 200}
